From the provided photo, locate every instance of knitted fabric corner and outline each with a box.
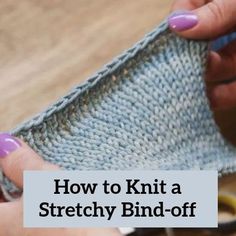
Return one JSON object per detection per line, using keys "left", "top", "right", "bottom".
{"left": 2, "top": 21, "right": 236, "bottom": 194}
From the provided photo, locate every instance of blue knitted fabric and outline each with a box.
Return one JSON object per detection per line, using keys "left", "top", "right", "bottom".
{"left": 2, "top": 21, "right": 236, "bottom": 195}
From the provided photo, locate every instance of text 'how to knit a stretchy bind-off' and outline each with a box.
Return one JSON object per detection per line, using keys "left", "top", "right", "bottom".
{"left": 23, "top": 170, "right": 217, "bottom": 228}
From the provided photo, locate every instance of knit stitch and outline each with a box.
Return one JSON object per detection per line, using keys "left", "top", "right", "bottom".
{"left": 1, "top": 20, "right": 236, "bottom": 197}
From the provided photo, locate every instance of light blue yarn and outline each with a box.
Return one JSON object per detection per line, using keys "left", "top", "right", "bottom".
{"left": 2, "top": 20, "right": 236, "bottom": 195}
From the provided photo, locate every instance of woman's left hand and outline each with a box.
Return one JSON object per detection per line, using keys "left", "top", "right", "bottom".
{"left": 0, "top": 133, "right": 122, "bottom": 236}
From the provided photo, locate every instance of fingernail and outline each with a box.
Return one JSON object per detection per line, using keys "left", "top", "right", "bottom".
{"left": 0, "top": 133, "right": 21, "bottom": 158}
{"left": 168, "top": 10, "right": 198, "bottom": 31}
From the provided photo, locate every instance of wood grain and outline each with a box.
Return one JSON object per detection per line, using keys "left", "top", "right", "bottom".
{"left": 0, "top": 1, "right": 236, "bottom": 234}
{"left": 0, "top": 0, "right": 172, "bottom": 131}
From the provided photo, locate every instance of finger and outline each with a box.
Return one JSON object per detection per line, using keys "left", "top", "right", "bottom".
{"left": 0, "top": 201, "right": 20, "bottom": 236}
{"left": 0, "top": 133, "right": 58, "bottom": 189}
{"left": 208, "top": 81, "right": 236, "bottom": 110}
{"left": 168, "top": 0, "right": 236, "bottom": 39}
{"left": 206, "top": 40, "right": 236, "bottom": 81}
{"left": 171, "top": 0, "right": 208, "bottom": 11}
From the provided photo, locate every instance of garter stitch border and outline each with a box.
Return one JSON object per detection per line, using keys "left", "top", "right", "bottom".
{"left": 2, "top": 20, "right": 236, "bottom": 197}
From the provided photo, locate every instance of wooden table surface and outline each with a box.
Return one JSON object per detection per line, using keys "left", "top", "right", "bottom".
{"left": 0, "top": 0, "right": 171, "bottom": 131}
{"left": 0, "top": 1, "right": 236, "bottom": 235}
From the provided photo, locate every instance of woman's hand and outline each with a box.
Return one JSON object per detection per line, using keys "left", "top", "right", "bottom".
{"left": 0, "top": 133, "right": 122, "bottom": 236}
{"left": 168, "top": 0, "right": 236, "bottom": 110}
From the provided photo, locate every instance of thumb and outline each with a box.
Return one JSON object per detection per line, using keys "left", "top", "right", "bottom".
{"left": 169, "top": 0, "right": 236, "bottom": 39}
{"left": 0, "top": 133, "right": 58, "bottom": 234}
{"left": 0, "top": 133, "right": 58, "bottom": 189}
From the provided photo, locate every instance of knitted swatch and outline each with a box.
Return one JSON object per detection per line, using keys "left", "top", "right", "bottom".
{"left": 2, "top": 21, "right": 236, "bottom": 196}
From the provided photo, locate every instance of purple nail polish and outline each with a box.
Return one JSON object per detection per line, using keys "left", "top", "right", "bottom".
{"left": 168, "top": 11, "right": 198, "bottom": 31}
{"left": 0, "top": 133, "right": 21, "bottom": 158}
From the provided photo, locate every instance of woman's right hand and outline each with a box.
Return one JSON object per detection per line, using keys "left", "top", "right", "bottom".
{"left": 168, "top": 0, "right": 236, "bottom": 110}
